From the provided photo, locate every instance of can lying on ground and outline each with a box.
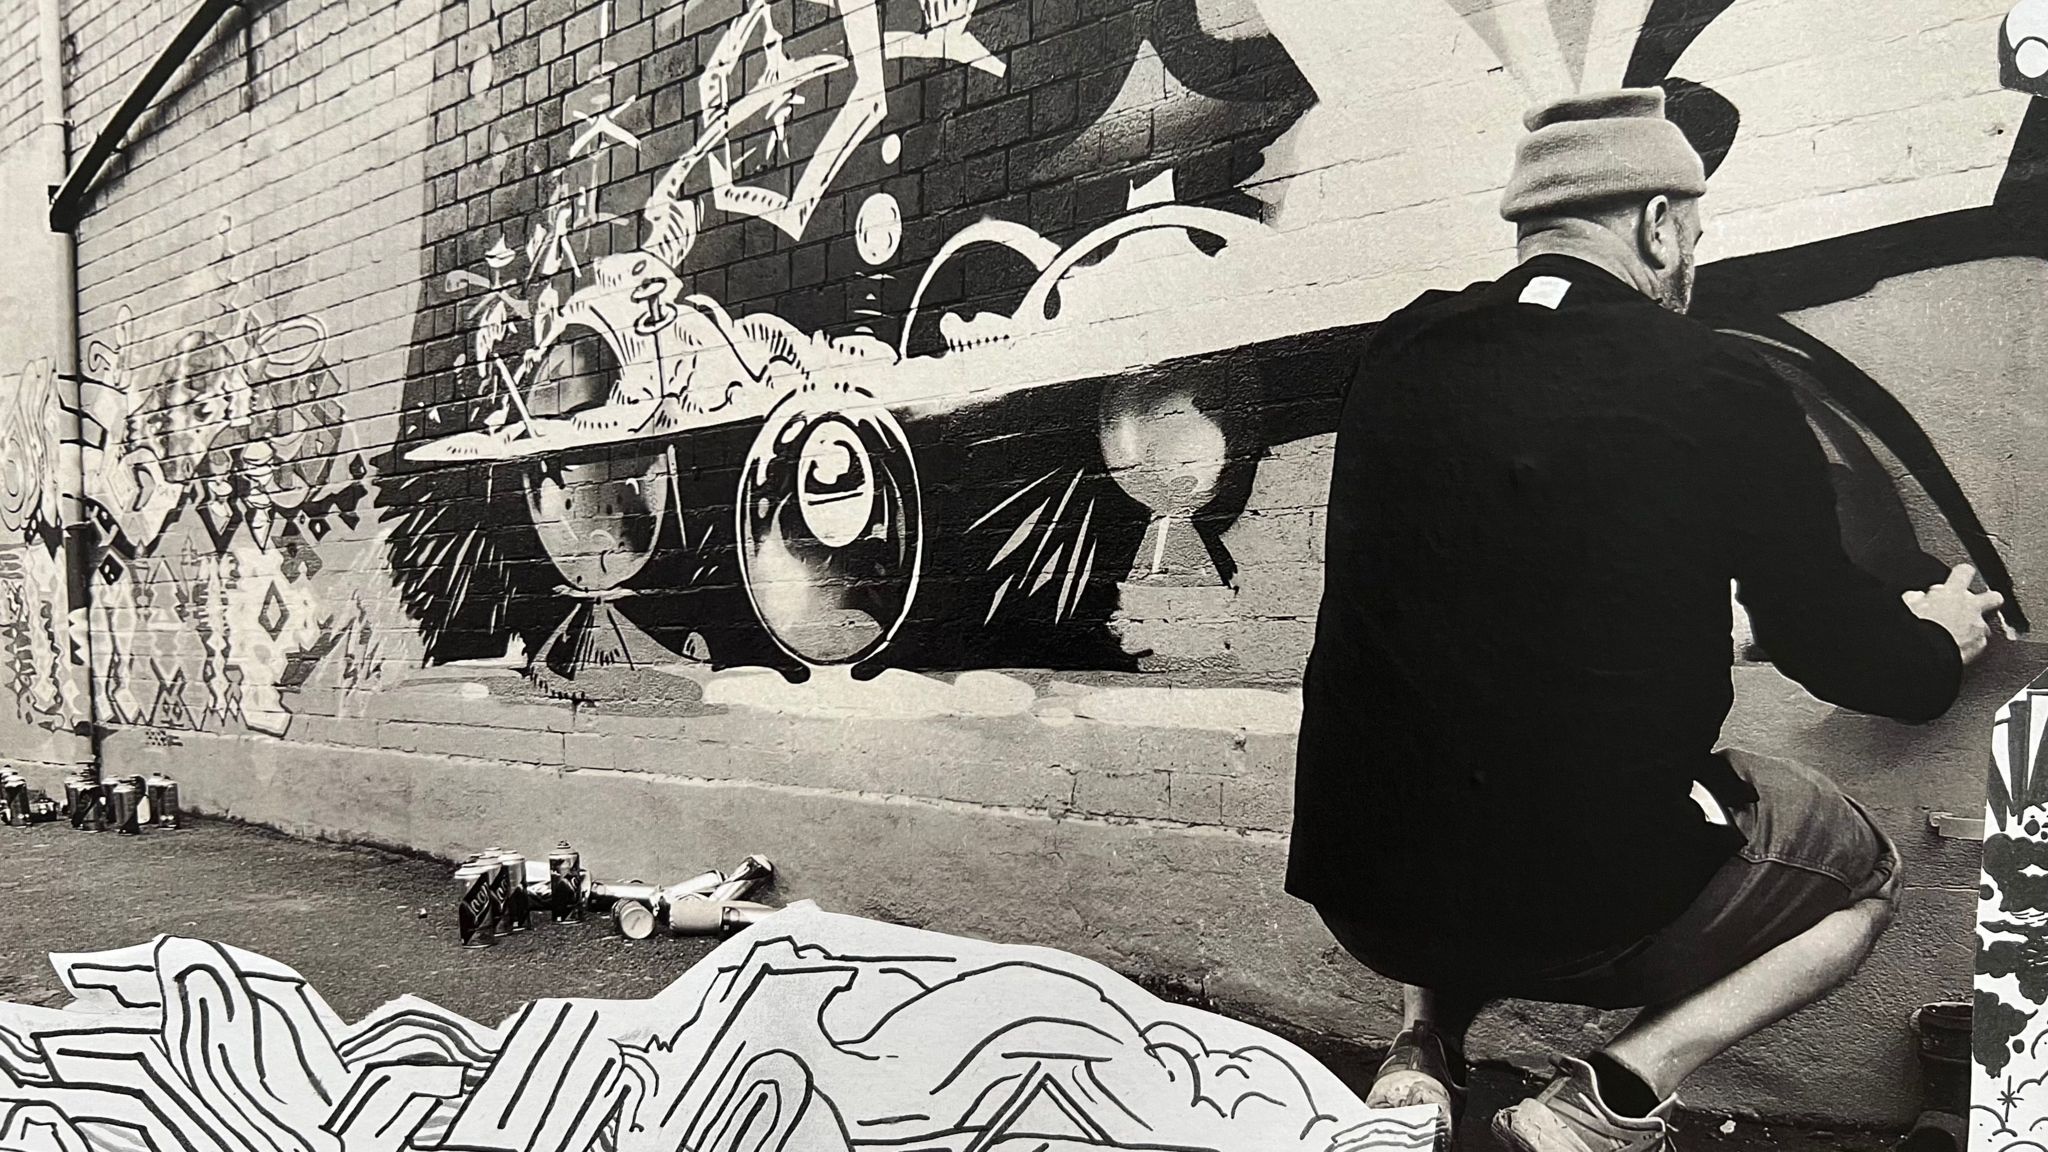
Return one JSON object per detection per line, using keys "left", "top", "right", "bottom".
{"left": 451, "top": 850, "right": 781, "bottom": 944}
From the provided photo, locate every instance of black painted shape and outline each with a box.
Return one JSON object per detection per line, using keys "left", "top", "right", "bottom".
{"left": 1974, "top": 986, "right": 2032, "bottom": 1080}
{"left": 1998, "top": 98, "right": 2048, "bottom": 239}
{"left": 1697, "top": 208, "right": 2043, "bottom": 322}
{"left": 2002, "top": 11, "right": 2048, "bottom": 101}
{"left": 1724, "top": 332, "right": 1954, "bottom": 601}
{"left": 1622, "top": 0, "right": 1739, "bottom": 90}
{"left": 1659, "top": 77, "right": 1738, "bottom": 180}
{"left": 1696, "top": 304, "right": 2028, "bottom": 634}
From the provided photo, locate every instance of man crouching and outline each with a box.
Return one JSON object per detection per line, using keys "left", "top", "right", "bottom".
{"left": 1286, "top": 89, "right": 2003, "bottom": 1151}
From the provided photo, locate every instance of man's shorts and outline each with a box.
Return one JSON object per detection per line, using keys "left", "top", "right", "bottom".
{"left": 1321, "top": 748, "right": 1902, "bottom": 1010}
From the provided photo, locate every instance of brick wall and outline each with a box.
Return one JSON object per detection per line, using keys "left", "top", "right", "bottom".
{"left": 0, "top": 0, "right": 42, "bottom": 152}
{"left": 1, "top": 0, "right": 2043, "bottom": 1126}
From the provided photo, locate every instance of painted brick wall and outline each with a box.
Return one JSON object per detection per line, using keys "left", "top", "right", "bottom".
{"left": 2, "top": 0, "right": 2045, "bottom": 1127}
{"left": 0, "top": 0, "right": 41, "bottom": 152}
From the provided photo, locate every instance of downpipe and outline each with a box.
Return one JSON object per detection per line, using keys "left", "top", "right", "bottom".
{"left": 35, "top": 0, "right": 103, "bottom": 772}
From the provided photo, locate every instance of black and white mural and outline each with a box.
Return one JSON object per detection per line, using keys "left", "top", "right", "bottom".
{"left": 340, "top": 0, "right": 2040, "bottom": 715}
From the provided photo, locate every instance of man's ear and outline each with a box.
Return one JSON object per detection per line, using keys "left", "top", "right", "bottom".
{"left": 1637, "top": 195, "right": 1675, "bottom": 270}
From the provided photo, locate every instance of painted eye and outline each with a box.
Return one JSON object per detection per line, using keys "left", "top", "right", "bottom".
{"left": 737, "top": 389, "right": 923, "bottom": 665}
{"left": 529, "top": 324, "right": 620, "bottom": 418}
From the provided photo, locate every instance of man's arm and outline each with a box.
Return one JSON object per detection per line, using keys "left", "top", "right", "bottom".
{"left": 1718, "top": 349, "right": 1969, "bottom": 724}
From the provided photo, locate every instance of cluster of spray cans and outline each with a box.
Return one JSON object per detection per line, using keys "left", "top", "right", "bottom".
{"left": 454, "top": 844, "right": 776, "bottom": 946}
{"left": 0, "top": 770, "right": 62, "bottom": 826}
{"left": 57, "top": 765, "right": 181, "bottom": 833}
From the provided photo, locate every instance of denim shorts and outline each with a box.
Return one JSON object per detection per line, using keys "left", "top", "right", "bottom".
{"left": 1322, "top": 747, "right": 1900, "bottom": 1010}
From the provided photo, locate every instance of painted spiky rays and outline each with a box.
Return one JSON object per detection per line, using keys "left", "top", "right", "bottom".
{"left": 1992, "top": 683, "right": 2048, "bottom": 833}
{"left": 1442, "top": 0, "right": 1656, "bottom": 98}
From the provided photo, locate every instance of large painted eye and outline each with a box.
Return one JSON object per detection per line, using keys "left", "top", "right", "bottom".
{"left": 736, "top": 388, "right": 922, "bottom": 665}
{"left": 796, "top": 421, "right": 875, "bottom": 549}
{"left": 521, "top": 325, "right": 668, "bottom": 595}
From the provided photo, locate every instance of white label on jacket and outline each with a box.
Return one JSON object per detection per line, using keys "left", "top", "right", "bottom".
{"left": 1519, "top": 276, "right": 1572, "bottom": 309}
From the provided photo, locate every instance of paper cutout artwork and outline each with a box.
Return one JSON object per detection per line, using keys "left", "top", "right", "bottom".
{"left": 0, "top": 903, "right": 1439, "bottom": 1151}
{"left": 1976, "top": 668, "right": 2048, "bottom": 1149}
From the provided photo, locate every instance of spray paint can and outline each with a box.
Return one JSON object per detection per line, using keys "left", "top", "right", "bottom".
{"left": 123, "top": 776, "right": 152, "bottom": 828}
{"left": 61, "top": 772, "right": 85, "bottom": 825}
{"left": 1, "top": 771, "right": 28, "bottom": 827}
{"left": 708, "top": 855, "right": 774, "bottom": 902}
{"left": 66, "top": 766, "right": 105, "bottom": 830}
{"left": 614, "top": 898, "right": 657, "bottom": 940}
{"left": 495, "top": 849, "right": 531, "bottom": 933}
{"left": 547, "top": 841, "right": 586, "bottom": 921}
{"left": 666, "top": 899, "right": 776, "bottom": 937}
{"left": 145, "top": 776, "right": 180, "bottom": 829}
{"left": 588, "top": 880, "right": 659, "bottom": 940}
{"left": 109, "top": 778, "right": 141, "bottom": 835}
{"left": 455, "top": 854, "right": 502, "bottom": 946}
{"left": 658, "top": 870, "right": 726, "bottom": 908}
{"left": 25, "top": 791, "right": 59, "bottom": 823}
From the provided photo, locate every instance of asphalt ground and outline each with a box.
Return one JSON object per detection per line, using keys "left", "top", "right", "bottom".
{"left": 0, "top": 815, "right": 1922, "bottom": 1150}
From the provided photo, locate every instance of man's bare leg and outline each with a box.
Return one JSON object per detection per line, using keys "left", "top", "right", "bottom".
{"left": 1367, "top": 985, "right": 1489, "bottom": 1124}
{"left": 1400, "top": 984, "right": 1489, "bottom": 1047}
{"left": 1599, "top": 890, "right": 1895, "bottom": 1099}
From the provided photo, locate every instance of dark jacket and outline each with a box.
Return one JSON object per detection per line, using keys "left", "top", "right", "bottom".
{"left": 1286, "top": 254, "right": 1962, "bottom": 979}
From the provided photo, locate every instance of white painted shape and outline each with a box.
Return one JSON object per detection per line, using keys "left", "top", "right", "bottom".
{"left": 1579, "top": 0, "right": 1657, "bottom": 89}
{"left": 705, "top": 665, "right": 1036, "bottom": 719}
{"left": 1470, "top": 0, "right": 1576, "bottom": 102}
{"left": 854, "top": 191, "right": 902, "bottom": 264}
{"left": 2021, "top": 37, "right": 2048, "bottom": 77}
{"left": 1519, "top": 275, "right": 1572, "bottom": 308}
{"left": 1066, "top": 685, "right": 1303, "bottom": 735}
{"left": 1195, "top": 0, "right": 1271, "bottom": 40}
{"left": 0, "top": 911, "right": 1442, "bottom": 1152}
{"left": 1677, "top": 1, "right": 2024, "bottom": 259}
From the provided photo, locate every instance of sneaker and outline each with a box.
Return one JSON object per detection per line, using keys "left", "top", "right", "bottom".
{"left": 1490, "top": 1056, "right": 1677, "bottom": 1152}
{"left": 1366, "top": 1023, "right": 1469, "bottom": 1135}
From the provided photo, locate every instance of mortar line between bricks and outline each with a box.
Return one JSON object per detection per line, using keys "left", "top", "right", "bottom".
{"left": 134, "top": 732, "right": 1292, "bottom": 842}
{"left": 563, "top": 765, "right": 1294, "bottom": 842}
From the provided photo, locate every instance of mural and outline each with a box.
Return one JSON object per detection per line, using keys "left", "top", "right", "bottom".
{"left": 1976, "top": 670, "right": 2048, "bottom": 1150}
{"left": 0, "top": 355, "right": 88, "bottom": 736}
{"left": 0, "top": 905, "right": 1443, "bottom": 1151}
{"left": 0, "top": 218, "right": 416, "bottom": 739}
{"left": 364, "top": 0, "right": 2036, "bottom": 709}
{"left": 379, "top": 0, "right": 1320, "bottom": 691}
{"left": 0, "top": 0, "right": 2035, "bottom": 726}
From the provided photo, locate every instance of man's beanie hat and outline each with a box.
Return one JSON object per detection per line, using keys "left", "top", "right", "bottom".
{"left": 1499, "top": 88, "right": 1708, "bottom": 222}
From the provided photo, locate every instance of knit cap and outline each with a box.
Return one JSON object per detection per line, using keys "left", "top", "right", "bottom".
{"left": 1499, "top": 88, "right": 1708, "bottom": 222}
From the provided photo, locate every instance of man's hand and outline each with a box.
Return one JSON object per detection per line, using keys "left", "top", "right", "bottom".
{"left": 1903, "top": 564, "right": 2004, "bottom": 665}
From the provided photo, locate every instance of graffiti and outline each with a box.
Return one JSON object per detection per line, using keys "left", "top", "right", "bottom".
{"left": 380, "top": 0, "right": 1317, "bottom": 687}
{"left": 0, "top": 907, "right": 1442, "bottom": 1151}
{"left": 362, "top": 0, "right": 2037, "bottom": 704}
{"left": 0, "top": 354, "right": 89, "bottom": 735}
{"left": 1976, "top": 672, "right": 2048, "bottom": 1148}
{"left": 0, "top": 213, "right": 418, "bottom": 739}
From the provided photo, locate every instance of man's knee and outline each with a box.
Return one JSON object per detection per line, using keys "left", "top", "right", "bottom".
{"left": 1864, "top": 831, "right": 1905, "bottom": 924}
{"left": 1847, "top": 857, "right": 1902, "bottom": 953}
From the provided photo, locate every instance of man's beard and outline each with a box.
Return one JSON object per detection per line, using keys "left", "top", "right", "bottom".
{"left": 1659, "top": 254, "right": 1696, "bottom": 314}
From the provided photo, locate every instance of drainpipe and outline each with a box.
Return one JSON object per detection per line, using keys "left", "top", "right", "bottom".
{"left": 35, "top": 0, "right": 102, "bottom": 772}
